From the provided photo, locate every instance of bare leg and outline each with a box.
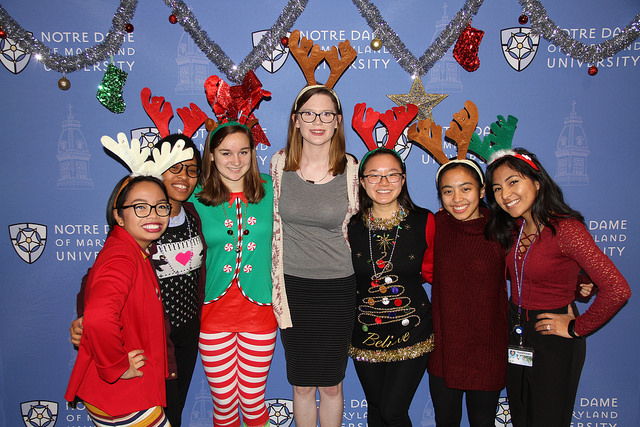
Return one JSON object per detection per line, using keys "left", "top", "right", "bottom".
{"left": 318, "top": 382, "right": 344, "bottom": 427}
{"left": 292, "top": 386, "right": 318, "bottom": 427}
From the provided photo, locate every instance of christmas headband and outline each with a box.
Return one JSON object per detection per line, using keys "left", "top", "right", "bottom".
{"left": 352, "top": 102, "right": 418, "bottom": 172}
{"left": 289, "top": 29, "right": 357, "bottom": 110}
{"left": 408, "top": 100, "right": 519, "bottom": 184}
{"left": 488, "top": 149, "right": 539, "bottom": 171}
{"left": 140, "top": 87, "right": 207, "bottom": 140}
{"left": 204, "top": 70, "right": 271, "bottom": 146}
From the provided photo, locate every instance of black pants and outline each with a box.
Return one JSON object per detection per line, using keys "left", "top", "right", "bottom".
{"left": 428, "top": 374, "right": 500, "bottom": 427}
{"left": 353, "top": 353, "right": 429, "bottom": 427}
{"left": 507, "top": 302, "right": 586, "bottom": 427}
{"left": 164, "top": 317, "right": 200, "bottom": 427}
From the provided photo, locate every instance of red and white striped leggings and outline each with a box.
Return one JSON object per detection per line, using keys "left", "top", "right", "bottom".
{"left": 198, "top": 329, "right": 276, "bottom": 427}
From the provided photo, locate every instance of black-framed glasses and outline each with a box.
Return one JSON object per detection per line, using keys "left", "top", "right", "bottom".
{"left": 362, "top": 173, "right": 405, "bottom": 184}
{"left": 120, "top": 203, "right": 172, "bottom": 218}
{"left": 168, "top": 162, "right": 200, "bottom": 178}
{"left": 297, "top": 111, "right": 337, "bottom": 123}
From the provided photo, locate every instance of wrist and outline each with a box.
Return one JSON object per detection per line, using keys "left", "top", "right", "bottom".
{"left": 568, "top": 319, "right": 582, "bottom": 338}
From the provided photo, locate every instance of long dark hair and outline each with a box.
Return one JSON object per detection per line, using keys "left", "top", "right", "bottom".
{"left": 106, "top": 175, "right": 169, "bottom": 230}
{"left": 485, "top": 147, "right": 584, "bottom": 249}
{"left": 196, "top": 124, "right": 265, "bottom": 206}
{"left": 356, "top": 148, "right": 419, "bottom": 218}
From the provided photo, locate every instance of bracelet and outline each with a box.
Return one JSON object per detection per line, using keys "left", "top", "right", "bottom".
{"left": 568, "top": 319, "right": 582, "bottom": 338}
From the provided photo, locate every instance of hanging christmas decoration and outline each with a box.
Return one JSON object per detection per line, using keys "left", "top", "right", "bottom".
{"left": 168, "top": 14, "right": 178, "bottom": 24}
{"left": 280, "top": 36, "right": 289, "bottom": 47}
{"left": 453, "top": 23, "right": 484, "bottom": 72}
{"left": 57, "top": 75, "right": 70, "bottom": 91}
{"left": 387, "top": 78, "right": 448, "bottom": 121}
{"left": 588, "top": 66, "right": 598, "bottom": 76}
{"left": 124, "top": 23, "right": 134, "bottom": 33}
{"left": 370, "top": 38, "right": 383, "bottom": 51}
{"left": 96, "top": 63, "right": 128, "bottom": 114}
{"left": 0, "top": 28, "right": 6, "bottom": 39}
{"left": 518, "top": 14, "right": 528, "bottom": 25}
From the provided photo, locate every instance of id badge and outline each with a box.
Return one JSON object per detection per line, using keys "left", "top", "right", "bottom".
{"left": 508, "top": 345, "right": 534, "bottom": 367}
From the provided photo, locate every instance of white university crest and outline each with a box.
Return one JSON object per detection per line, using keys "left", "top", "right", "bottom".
{"left": 500, "top": 27, "right": 540, "bottom": 72}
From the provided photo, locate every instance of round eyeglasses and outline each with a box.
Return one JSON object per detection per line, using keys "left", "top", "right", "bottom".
{"left": 362, "top": 173, "right": 405, "bottom": 184}
{"left": 120, "top": 203, "right": 172, "bottom": 218}
{"left": 168, "top": 162, "right": 200, "bottom": 178}
{"left": 297, "top": 111, "right": 337, "bottom": 123}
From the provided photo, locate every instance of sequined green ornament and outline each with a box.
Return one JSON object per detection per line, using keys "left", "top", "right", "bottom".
{"left": 97, "top": 63, "right": 128, "bottom": 113}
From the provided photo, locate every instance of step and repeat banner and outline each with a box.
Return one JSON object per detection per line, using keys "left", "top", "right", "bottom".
{"left": 1, "top": 0, "right": 638, "bottom": 426}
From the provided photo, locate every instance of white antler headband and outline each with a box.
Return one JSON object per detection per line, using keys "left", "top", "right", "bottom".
{"left": 101, "top": 132, "right": 194, "bottom": 178}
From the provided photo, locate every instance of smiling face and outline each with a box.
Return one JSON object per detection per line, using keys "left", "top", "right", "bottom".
{"left": 162, "top": 155, "right": 199, "bottom": 214}
{"left": 439, "top": 165, "right": 485, "bottom": 221}
{"left": 361, "top": 153, "right": 405, "bottom": 213}
{"left": 114, "top": 180, "right": 170, "bottom": 249}
{"left": 212, "top": 130, "right": 252, "bottom": 193}
{"left": 491, "top": 164, "right": 540, "bottom": 223}
{"left": 294, "top": 93, "right": 341, "bottom": 148}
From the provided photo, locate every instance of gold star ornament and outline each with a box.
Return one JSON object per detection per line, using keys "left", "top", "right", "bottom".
{"left": 387, "top": 78, "right": 448, "bottom": 121}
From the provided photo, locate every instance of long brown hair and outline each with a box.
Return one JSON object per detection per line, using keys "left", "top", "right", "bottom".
{"left": 196, "top": 124, "right": 265, "bottom": 206}
{"left": 284, "top": 86, "right": 347, "bottom": 175}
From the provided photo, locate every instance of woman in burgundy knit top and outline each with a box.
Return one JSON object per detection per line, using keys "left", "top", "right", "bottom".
{"left": 485, "top": 148, "right": 631, "bottom": 427}
{"left": 428, "top": 159, "right": 508, "bottom": 427}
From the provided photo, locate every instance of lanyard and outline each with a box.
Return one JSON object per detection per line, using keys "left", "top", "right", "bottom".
{"left": 513, "top": 220, "right": 537, "bottom": 333}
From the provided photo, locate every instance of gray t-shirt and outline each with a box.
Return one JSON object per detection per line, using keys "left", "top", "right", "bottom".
{"left": 280, "top": 171, "right": 354, "bottom": 279}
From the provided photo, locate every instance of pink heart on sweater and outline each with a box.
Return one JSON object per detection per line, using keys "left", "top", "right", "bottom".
{"left": 175, "top": 251, "right": 193, "bottom": 266}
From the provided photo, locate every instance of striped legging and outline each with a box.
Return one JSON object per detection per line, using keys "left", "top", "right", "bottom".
{"left": 84, "top": 402, "right": 169, "bottom": 426}
{"left": 199, "top": 329, "right": 277, "bottom": 427}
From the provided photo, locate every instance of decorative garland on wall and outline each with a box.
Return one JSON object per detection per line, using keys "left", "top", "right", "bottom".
{"left": 0, "top": 0, "right": 638, "bottom": 81}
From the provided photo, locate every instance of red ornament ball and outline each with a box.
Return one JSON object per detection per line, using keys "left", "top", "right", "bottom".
{"left": 169, "top": 14, "right": 178, "bottom": 24}
{"left": 518, "top": 14, "right": 528, "bottom": 25}
{"left": 588, "top": 66, "right": 598, "bottom": 76}
{"left": 0, "top": 29, "right": 6, "bottom": 39}
{"left": 124, "top": 23, "right": 134, "bottom": 33}
{"left": 281, "top": 36, "right": 289, "bottom": 47}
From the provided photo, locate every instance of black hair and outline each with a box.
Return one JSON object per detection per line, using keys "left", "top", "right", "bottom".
{"left": 356, "top": 147, "right": 419, "bottom": 216}
{"left": 435, "top": 160, "right": 486, "bottom": 207}
{"left": 485, "top": 147, "right": 585, "bottom": 249}
{"left": 156, "top": 133, "right": 202, "bottom": 172}
{"left": 106, "top": 175, "right": 169, "bottom": 230}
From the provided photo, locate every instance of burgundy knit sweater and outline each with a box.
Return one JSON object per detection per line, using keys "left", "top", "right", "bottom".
{"left": 428, "top": 208, "right": 508, "bottom": 391}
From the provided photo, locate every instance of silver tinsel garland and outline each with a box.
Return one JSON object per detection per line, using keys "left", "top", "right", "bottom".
{"left": 0, "top": 0, "right": 638, "bottom": 77}
{"left": 0, "top": 0, "right": 138, "bottom": 73}
{"left": 352, "top": 0, "right": 484, "bottom": 77}
{"left": 163, "top": 0, "right": 307, "bottom": 83}
{"left": 520, "top": 0, "right": 640, "bottom": 64}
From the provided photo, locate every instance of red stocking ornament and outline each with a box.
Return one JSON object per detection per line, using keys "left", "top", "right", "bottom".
{"left": 453, "top": 23, "right": 485, "bottom": 72}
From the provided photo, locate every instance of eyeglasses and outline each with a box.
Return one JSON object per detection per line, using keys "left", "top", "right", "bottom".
{"left": 120, "top": 203, "right": 172, "bottom": 218}
{"left": 168, "top": 162, "right": 200, "bottom": 178}
{"left": 362, "top": 173, "right": 405, "bottom": 184}
{"left": 297, "top": 111, "right": 337, "bottom": 123}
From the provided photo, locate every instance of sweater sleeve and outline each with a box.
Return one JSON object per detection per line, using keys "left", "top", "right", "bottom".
{"left": 82, "top": 252, "right": 136, "bottom": 383}
{"left": 557, "top": 219, "right": 631, "bottom": 336}
{"left": 421, "top": 211, "right": 435, "bottom": 283}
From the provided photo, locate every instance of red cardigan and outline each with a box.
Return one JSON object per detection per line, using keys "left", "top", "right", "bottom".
{"left": 65, "top": 226, "right": 168, "bottom": 415}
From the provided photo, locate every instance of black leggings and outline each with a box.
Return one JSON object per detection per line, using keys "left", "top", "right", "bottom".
{"left": 353, "top": 353, "right": 429, "bottom": 427}
{"left": 428, "top": 374, "right": 500, "bottom": 427}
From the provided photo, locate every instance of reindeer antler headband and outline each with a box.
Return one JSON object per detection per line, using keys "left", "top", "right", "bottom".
{"left": 408, "top": 100, "right": 500, "bottom": 184}
{"left": 352, "top": 103, "right": 419, "bottom": 172}
{"left": 288, "top": 29, "right": 357, "bottom": 110}
{"left": 204, "top": 70, "right": 271, "bottom": 147}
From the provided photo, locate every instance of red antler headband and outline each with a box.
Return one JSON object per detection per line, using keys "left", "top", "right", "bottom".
{"left": 140, "top": 87, "right": 207, "bottom": 139}
{"left": 204, "top": 70, "right": 271, "bottom": 146}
